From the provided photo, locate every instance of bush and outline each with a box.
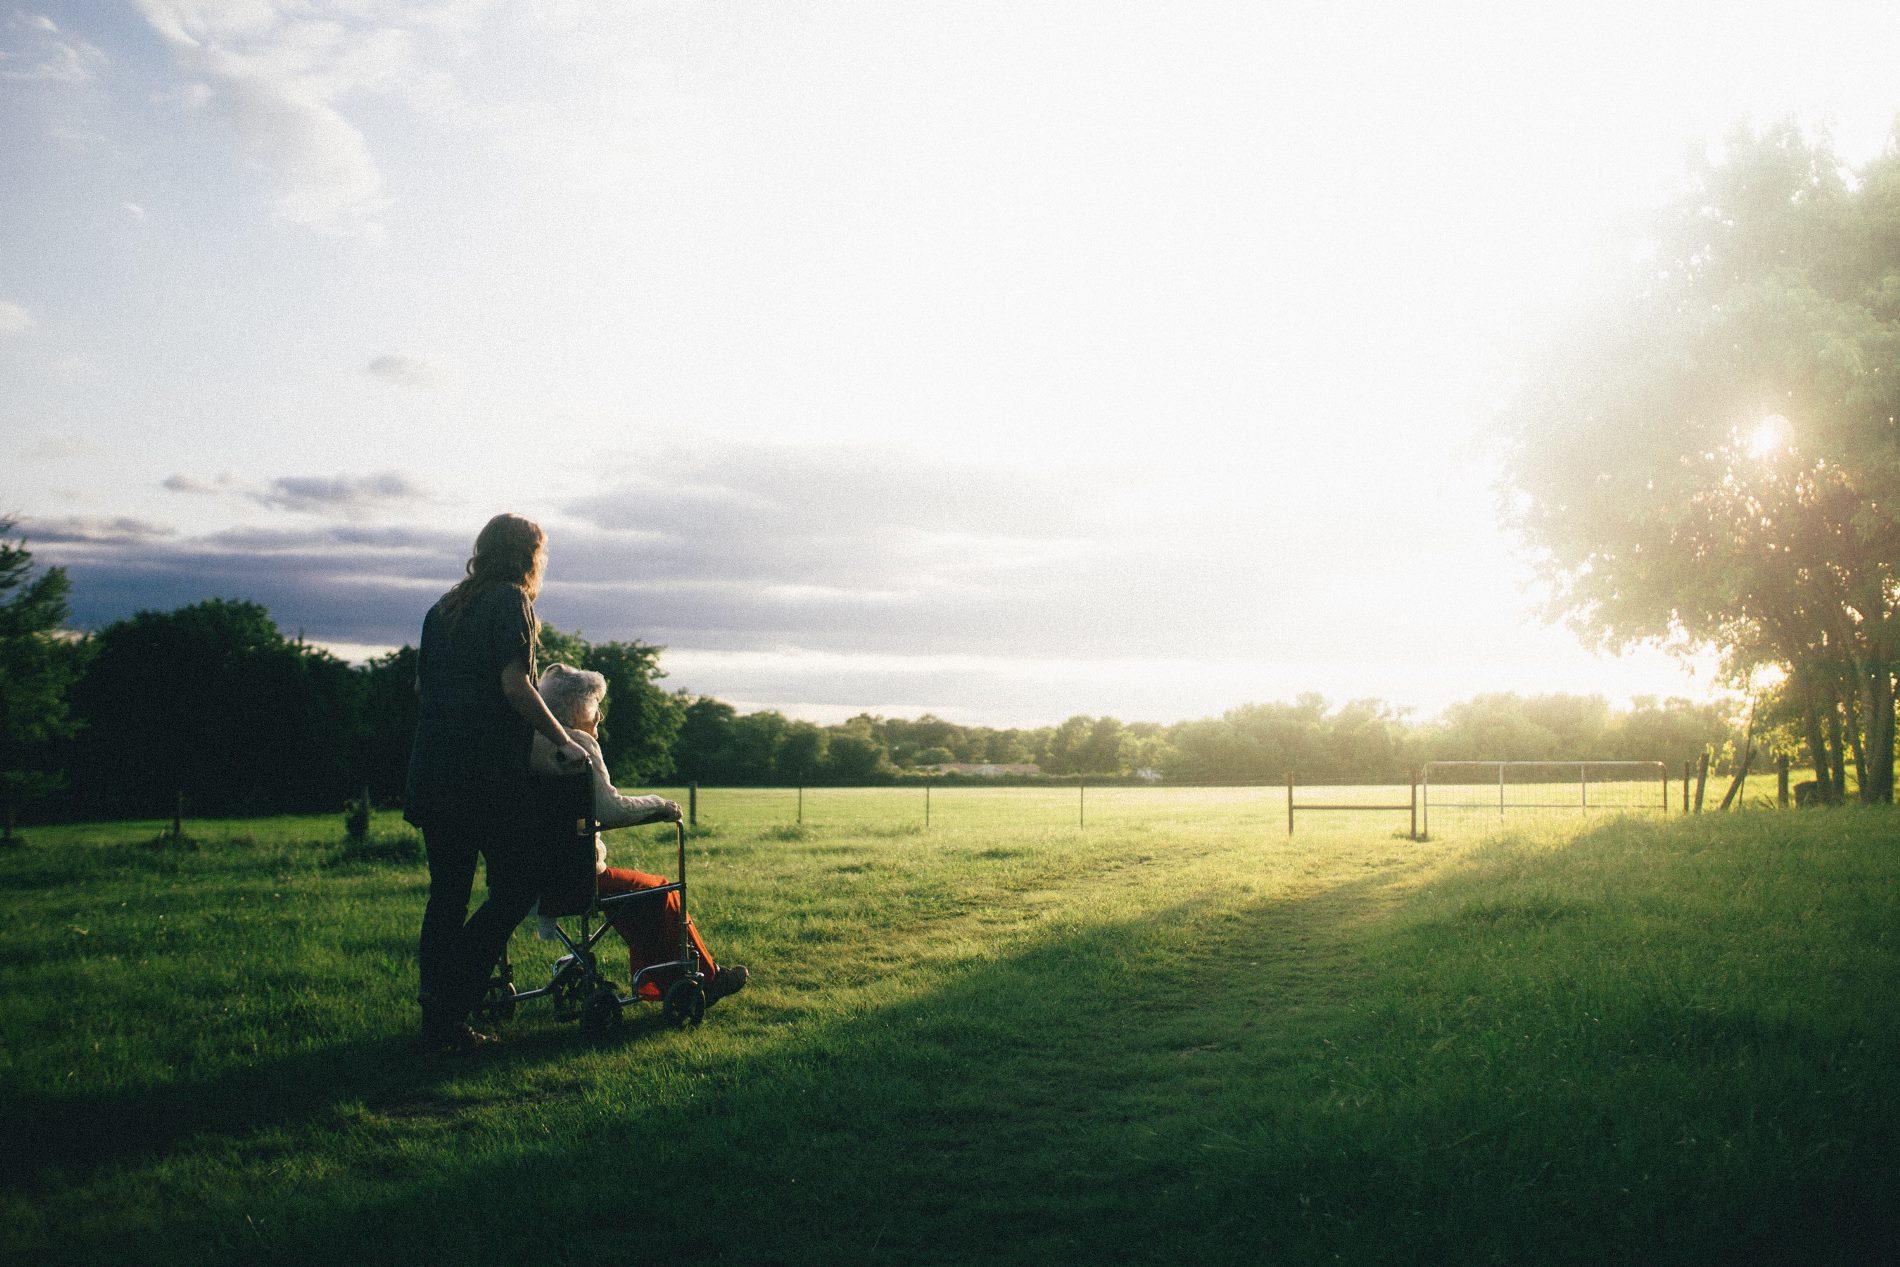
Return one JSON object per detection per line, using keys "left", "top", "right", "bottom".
{"left": 343, "top": 791, "right": 371, "bottom": 842}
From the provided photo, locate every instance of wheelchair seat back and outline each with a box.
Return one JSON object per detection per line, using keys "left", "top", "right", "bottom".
{"left": 532, "top": 765, "right": 598, "bottom": 917}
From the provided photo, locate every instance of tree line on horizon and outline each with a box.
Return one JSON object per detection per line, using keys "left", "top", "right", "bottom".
{"left": 3, "top": 541, "right": 1742, "bottom": 829}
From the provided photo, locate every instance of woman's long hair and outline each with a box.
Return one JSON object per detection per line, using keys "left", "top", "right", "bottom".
{"left": 438, "top": 513, "right": 546, "bottom": 633}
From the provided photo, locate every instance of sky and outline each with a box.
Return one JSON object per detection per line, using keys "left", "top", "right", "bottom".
{"left": 3, "top": 1, "right": 1898, "bottom": 726}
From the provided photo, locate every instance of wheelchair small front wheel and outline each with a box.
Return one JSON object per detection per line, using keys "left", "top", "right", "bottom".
{"left": 473, "top": 979, "right": 517, "bottom": 1026}
{"left": 579, "top": 987, "right": 621, "bottom": 1040}
{"left": 662, "top": 978, "right": 706, "bottom": 1027}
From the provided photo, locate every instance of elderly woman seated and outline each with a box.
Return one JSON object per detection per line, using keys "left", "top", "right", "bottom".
{"left": 529, "top": 663, "right": 748, "bottom": 1006}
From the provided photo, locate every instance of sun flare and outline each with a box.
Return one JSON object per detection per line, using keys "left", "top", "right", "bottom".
{"left": 1746, "top": 414, "right": 1792, "bottom": 460}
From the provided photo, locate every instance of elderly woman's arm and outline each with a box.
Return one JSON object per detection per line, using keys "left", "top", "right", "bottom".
{"left": 573, "top": 732, "right": 682, "bottom": 829}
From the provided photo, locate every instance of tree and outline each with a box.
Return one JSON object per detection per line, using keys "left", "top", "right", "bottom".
{"left": 776, "top": 722, "right": 828, "bottom": 782}
{"left": 723, "top": 711, "right": 788, "bottom": 783}
{"left": 0, "top": 523, "right": 87, "bottom": 841}
{"left": 823, "top": 722, "right": 889, "bottom": 781}
{"left": 672, "top": 696, "right": 738, "bottom": 784}
{"left": 1041, "top": 716, "right": 1095, "bottom": 775}
{"left": 357, "top": 645, "right": 418, "bottom": 804}
{"left": 577, "top": 638, "right": 682, "bottom": 784}
{"left": 1079, "top": 716, "right": 1127, "bottom": 774}
{"left": 1501, "top": 123, "right": 1900, "bottom": 802}
{"left": 536, "top": 626, "right": 683, "bottom": 784}
{"left": 66, "top": 599, "right": 357, "bottom": 817}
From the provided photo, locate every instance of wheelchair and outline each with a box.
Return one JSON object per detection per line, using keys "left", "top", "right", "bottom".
{"left": 473, "top": 766, "right": 709, "bottom": 1038}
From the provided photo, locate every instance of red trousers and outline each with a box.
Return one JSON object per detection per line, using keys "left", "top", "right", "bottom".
{"left": 597, "top": 866, "right": 717, "bottom": 998}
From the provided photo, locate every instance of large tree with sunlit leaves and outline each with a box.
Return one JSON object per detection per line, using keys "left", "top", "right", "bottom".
{"left": 1501, "top": 123, "right": 1900, "bottom": 802}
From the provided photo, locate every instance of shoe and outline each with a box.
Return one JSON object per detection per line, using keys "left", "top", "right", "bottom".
{"left": 704, "top": 965, "right": 749, "bottom": 1006}
{"left": 414, "top": 1019, "right": 498, "bottom": 1055}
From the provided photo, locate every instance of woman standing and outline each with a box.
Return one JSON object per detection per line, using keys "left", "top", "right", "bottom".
{"left": 404, "top": 513, "right": 589, "bottom": 1051}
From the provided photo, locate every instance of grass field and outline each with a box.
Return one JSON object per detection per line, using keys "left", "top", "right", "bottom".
{"left": 3, "top": 792, "right": 1897, "bottom": 1264}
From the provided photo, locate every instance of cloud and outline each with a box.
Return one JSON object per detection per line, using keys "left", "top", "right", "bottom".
{"left": 363, "top": 353, "right": 437, "bottom": 386}
{"left": 130, "top": 2, "right": 409, "bottom": 233}
{"left": 255, "top": 472, "right": 430, "bottom": 513}
{"left": 161, "top": 472, "right": 243, "bottom": 495}
{"left": 38, "top": 433, "right": 1523, "bottom": 717}
{"left": 123, "top": 201, "right": 147, "bottom": 221}
{"left": 14, "top": 516, "right": 177, "bottom": 545}
{"left": 19, "top": 435, "right": 102, "bottom": 463}
{"left": 129, "top": 2, "right": 488, "bottom": 234}
{"left": 0, "top": 301, "right": 35, "bottom": 335}
{"left": 1, "top": 11, "right": 108, "bottom": 83}
{"left": 162, "top": 468, "right": 431, "bottom": 515}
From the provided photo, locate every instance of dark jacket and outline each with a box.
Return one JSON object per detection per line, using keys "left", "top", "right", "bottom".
{"left": 403, "top": 584, "right": 536, "bottom": 830}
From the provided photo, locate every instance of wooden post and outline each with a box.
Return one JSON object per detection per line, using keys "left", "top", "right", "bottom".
{"left": 688, "top": 782, "right": 697, "bottom": 828}
{"left": 1409, "top": 771, "right": 1418, "bottom": 841}
{"left": 1579, "top": 762, "right": 1588, "bottom": 812}
{"left": 1777, "top": 754, "right": 1790, "bottom": 808}
{"left": 797, "top": 785, "right": 803, "bottom": 825}
{"left": 1719, "top": 747, "right": 1755, "bottom": 811}
{"left": 1682, "top": 761, "right": 1691, "bottom": 815}
{"left": 1662, "top": 764, "right": 1669, "bottom": 814}
{"left": 1693, "top": 753, "right": 1709, "bottom": 812}
{"left": 1286, "top": 770, "right": 1294, "bottom": 836}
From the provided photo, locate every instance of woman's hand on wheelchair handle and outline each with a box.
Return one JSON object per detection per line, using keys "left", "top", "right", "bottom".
{"left": 554, "top": 735, "right": 590, "bottom": 768}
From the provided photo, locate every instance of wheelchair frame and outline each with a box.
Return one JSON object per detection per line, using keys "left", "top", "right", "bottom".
{"left": 476, "top": 776, "right": 708, "bottom": 1037}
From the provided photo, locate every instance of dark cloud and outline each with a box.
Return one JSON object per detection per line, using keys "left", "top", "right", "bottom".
{"left": 161, "top": 470, "right": 431, "bottom": 516}
{"left": 15, "top": 516, "right": 177, "bottom": 545}
{"left": 28, "top": 440, "right": 1473, "bottom": 676}
{"left": 255, "top": 472, "right": 429, "bottom": 514}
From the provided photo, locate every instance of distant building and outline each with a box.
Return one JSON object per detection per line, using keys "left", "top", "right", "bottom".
{"left": 918, "top": 762, "right": 1042, "bottom": 777}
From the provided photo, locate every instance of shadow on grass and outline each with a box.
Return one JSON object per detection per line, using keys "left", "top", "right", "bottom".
{"left": 0, "top": 978, "right": 689, "bottom": 1195}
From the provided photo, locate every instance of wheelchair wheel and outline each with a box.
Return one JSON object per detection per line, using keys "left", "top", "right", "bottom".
{"left": 579, "top": 987, "right": 621, "bottom": 1040}
{"left": 473, "top": 978, "right": 517, "bottom": 1026}
{"left": 662, "top": 978, "right": 706, "bottom": 1027}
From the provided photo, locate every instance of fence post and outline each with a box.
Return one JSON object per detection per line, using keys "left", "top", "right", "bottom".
{"left": 688, "top": 783, "right": 697, "bottom": 828}
{"left": 798, "top": 786, "right": 804, "bottom": 825}
{"left": 1777, "top": 754, "right": 1790, "bottom": 808}
{"left": 1579, "top": 762, "right": 1588, "bottom": 812}
{"left": 1693, "top": 753, "right": 1709, "bottom": 812}
{"left": 1286, "top": 770, "right": 1294, "bottom": 836}
{"left": 1409, "top": 771, "right": 1418, "bottom": 841}
{"left": 1682, "top": 761, "right": 1691, "bottom": 815}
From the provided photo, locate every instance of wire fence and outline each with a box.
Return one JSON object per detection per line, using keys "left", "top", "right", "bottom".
{"left": 624, "top": 766, "right": 1704, "bottom": 839}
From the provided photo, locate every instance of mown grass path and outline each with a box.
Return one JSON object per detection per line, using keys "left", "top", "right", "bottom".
{"left": 3, "top": 805, "right": 1896, "bottom": 1264}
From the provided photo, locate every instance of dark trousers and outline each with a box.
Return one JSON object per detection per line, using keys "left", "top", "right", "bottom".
{"left": 419, "top": 818, "right": 541, "bottom": 1023}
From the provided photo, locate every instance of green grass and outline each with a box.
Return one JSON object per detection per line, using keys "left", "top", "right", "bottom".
{"left": 3, "top": 796, "right": 1897, "bottom": 1264}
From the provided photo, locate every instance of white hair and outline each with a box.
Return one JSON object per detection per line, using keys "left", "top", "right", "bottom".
{"left": 537, "top": 663, "right": 607, "bottom": 727}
